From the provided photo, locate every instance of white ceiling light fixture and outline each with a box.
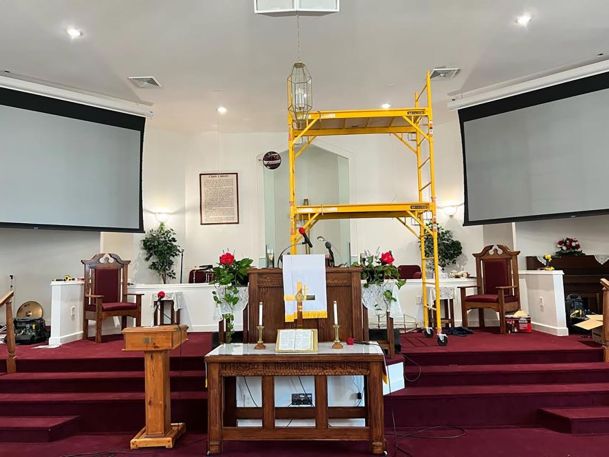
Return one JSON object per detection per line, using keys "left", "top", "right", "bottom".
{"left": 430, "top": 67, "right": 461, "bottom": 80}
{"left": 217, "top": 106, "right": 228, "bottom": 115}
{"left": 128, "top": 76, "right": 162, "bottom": 89}
{"left": 66, "top": 27, "right": 83, "bottom": 39}
{"left": 381, "top": 103, "right": 391, "bottom": 109}
{"left": 255, "top": 0, "right": 339, "bottom": 15}
{"left": 516, "top": 13, "right": 532, "bottom": 27}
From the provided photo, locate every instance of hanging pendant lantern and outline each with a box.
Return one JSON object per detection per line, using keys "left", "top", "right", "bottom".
{"left": 288, "top": 62, "right": 312, "bottom": 122}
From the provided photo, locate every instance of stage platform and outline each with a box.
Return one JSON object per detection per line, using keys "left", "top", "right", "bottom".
{"left": 1, "top": 329, "right": 608, "bottom": 456}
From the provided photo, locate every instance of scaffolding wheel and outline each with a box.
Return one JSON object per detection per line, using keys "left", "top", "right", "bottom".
{"left": 423, "top": 328, "right": 433, "bottom": 338}
{"left": 437, "top": 333, "right": 448, "bottom": 346}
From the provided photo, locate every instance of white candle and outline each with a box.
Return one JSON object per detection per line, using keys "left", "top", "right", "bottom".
{"left": 258, "top": 301, "right": 263, "bottom": 326}
{"left": 333, "top": 301, "right": 338, "bottom": 326}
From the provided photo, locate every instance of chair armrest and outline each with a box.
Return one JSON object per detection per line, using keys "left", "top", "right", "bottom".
{"left": 457, "top": 285, "right": 478, "bottom": 290}
{"left": 125, "top": 293, "right": 144, "bottom": 296}
{"left": 496, "top": 286, "right": 519, "bottom": 290}
{"left": 85, "top": 294, "right": 104, "bottom": 298}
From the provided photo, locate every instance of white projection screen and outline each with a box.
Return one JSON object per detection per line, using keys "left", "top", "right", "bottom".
{"left": 459, "top": 71, "right": 609, "bottom": 225}
{"left": 0, "top": 88, "right": 145, "bottom": 232}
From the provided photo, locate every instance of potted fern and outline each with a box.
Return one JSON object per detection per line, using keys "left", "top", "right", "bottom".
{"left": 141, "top": 223, "right": 182, "bottom": 284}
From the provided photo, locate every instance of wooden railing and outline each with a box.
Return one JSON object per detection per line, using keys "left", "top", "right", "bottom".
{"left": 601, "top": 279, "right": 609, "bottom": 363}
{"left": 1, "top": 290, "right": 16, "bottom": 373}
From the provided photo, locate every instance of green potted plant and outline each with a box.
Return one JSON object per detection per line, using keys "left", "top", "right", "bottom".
{"left": 141, "top": 223, "right": 182, "bottom": 284}
{"left": 211, "top": 252, "right": 253, "bottom": 343}
{"left": 422, "top": 223, "right": 463, "bottom": 272}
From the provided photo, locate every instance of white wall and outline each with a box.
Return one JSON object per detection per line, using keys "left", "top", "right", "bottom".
{"left": 514, "top": 215, "right": 609, "bottom": 266}
{"left": 0, "top": 229, "right": 99, "bottom": 320}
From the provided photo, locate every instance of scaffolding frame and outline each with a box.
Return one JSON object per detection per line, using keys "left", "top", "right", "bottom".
{"left": 287, "top": 72, "right": 444, "bottom": 343}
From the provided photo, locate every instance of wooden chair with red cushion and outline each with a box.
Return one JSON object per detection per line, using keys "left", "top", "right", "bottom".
{"left": 82, "top": 253, "right": 142, "bottom": 343}
{"left": 459, "top": 245, "right": 521, "bottom": 334}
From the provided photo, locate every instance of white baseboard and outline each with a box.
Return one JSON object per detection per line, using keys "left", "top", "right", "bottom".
{"left": 532, "top": 322, "right": 569, "bottom": 336}
{"left": 48, "top": 330, "right": 83, "bottom": 346}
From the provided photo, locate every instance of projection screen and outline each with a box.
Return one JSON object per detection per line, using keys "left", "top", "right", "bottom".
{"left": 0, "top": 87, "right": 145, "bottom": 232}
{"left": 459, "top": 71, "right": 609, "bottom": 226}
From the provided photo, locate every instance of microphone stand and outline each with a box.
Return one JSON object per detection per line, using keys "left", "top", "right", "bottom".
{"left": 277, "top": 241, "right": 305, "bottom": 267}
{"left": 179, "top": 249, "right": 185, "bottom": 283}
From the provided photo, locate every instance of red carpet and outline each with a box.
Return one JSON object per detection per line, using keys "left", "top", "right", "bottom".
{"left": 1, "top": 329, "right": 609, "bottom": 455}
{"left": 2, "top": 428, "right": 609, "bottom": 457}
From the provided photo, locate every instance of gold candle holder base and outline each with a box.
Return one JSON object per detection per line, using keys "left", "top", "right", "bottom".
{"left": 255, "top": 325, "right": 266, "bottom": 350}
{"left": 332, "top": 324, "right": 343, "bottom": 349}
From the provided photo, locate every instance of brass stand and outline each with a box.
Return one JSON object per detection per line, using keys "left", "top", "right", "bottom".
{"left": 255, "top": 325, "right": 266, "bottom": 349}
{"left": 332, "top": 324, "right": 343, "bottom": 349}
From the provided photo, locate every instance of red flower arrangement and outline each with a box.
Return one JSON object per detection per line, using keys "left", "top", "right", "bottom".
{"left": 219, "top": 252, "right": 235, "bottom": 266}
{"left": 555, "top": 237, "right": 584, "bottom": 257}
{"left": 380, "top": 251, "right": 395, "bottom": 265}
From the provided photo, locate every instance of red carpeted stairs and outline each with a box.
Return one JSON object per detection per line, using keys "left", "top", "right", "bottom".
{"left": 389, "top": 330, "right": 609, "bottom": 433}
{"left": 0, "top": 334, "right": 210, "bottom": 442}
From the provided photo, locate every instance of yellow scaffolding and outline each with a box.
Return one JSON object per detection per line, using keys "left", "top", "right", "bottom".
{"left": 287, "top": 72, "right": 444, "bottom": 344}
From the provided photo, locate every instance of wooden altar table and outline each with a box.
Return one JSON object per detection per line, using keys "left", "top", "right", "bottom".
{"left": 205, "top": 342, "right": 385, "bottom": 455}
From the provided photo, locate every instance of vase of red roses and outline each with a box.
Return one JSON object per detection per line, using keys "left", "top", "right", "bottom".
{"left": 211, "top": 252, "right": 253, "bottom": 343}
{"left": 357, "top": 250, "right": 406, "bottom": 320}
{"left": 555, "top": 237, "right": 584, "bottom": 257}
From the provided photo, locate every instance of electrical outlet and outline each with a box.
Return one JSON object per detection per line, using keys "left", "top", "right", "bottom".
{"left": 70, "top": 306, "right": 76, "bottom": 318}
{"left": 291, "top": 393, "right": 313, "bottom": 406}
{"left": 539, "top": 296, "right": 544, "bottom": 310}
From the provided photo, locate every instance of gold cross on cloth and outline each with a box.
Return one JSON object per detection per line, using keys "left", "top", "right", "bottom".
{"left": 284, "top": 281, "right": 316, "bottom": 326}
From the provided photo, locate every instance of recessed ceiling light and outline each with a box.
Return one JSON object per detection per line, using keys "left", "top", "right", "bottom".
{"left": 217, "top": 106, "right": 227, "bottom": 114}
{"left": 66, "top": 27, "right": 83, "bottom": 39}
{"left": 516, "top": 13, "right": 532, "bottom": 27}
{"left": 381, "top": 103, "right": 391, "bottom": 109}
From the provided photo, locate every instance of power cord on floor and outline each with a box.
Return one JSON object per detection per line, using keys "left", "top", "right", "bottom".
{"left": 402, "top": 354, "right": 422, "bottom": 383}
{"left": 388, "top": 407, "right": 467, "bottom": 456}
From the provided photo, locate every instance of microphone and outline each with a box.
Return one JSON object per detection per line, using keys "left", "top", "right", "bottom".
{"left": 324, "top": 241, "right": 335, "bottom": 267}
{"left": 298, "top": 227, "right": 313, "bottom": 248}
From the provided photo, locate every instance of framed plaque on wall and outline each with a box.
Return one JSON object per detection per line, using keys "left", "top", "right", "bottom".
{"left": 199, "top": 173, "right": 239, "bottom": 225}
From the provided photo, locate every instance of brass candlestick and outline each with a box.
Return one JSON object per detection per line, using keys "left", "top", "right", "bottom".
{"left": 332, "top": 324, "right": 343, "bottom": 349}
{"left": 255, "top": 325, "right": 266, "bottom": 350}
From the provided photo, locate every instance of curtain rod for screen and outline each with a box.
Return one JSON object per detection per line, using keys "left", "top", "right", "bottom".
{"left": 447, "top": 58, "right": 609, "bottom": 111}
{"left": 0, "top": 73, "right": 154, "bottom": 118}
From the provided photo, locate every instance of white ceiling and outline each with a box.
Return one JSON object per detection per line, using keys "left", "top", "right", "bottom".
{"left": 2, "top": 0, "right": 609, "bottom": 132}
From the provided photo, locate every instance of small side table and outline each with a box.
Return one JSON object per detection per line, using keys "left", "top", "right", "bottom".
{"left": 154, "top": 299, "right": 180, "bottom": 326}
{"left": 426, "top": 286, "right": 456, "bottom": 329}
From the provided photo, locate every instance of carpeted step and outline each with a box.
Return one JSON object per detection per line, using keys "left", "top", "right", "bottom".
{"left": 0, "top": 416, "right": 80, "bottom": 442}
{"left": 404, "top": 362, "right": 609, "bottom": 387}
{"left": 0, "top": 370, "right": 205, "bottom": 393}
{"left": 386, "top": 382, "right": 609, "bottom": 427}
{"left": 6, "top": 355, "right": 204, "bottom": 373}
{"left": 539, "top": 406, "right": 609, "bottom": 434}
{"left": 402, "top": 348, "right": 604, "bottom": 366}
{"left": 0, "top": 391, "right": 207, "bottom": 433}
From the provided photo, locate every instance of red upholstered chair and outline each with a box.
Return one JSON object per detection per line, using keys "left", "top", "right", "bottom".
{"left": 82, "top": 253, "right": 142, "bottom": 343}
{"left": 459, "top": 245, "right": 521, "bottom": 334}
{"left": 398, "top": 265, "right": 422, "bottom": 280}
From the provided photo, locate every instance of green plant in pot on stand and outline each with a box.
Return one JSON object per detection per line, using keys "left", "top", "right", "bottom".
{"left": 211, "top": 252, "right": 253, "bottom": 343}
{"left": 141, "top": 223, "right": 182, "bottom": 284}
{"left": 422, "top": 223, "right": 463, "bottom": 276}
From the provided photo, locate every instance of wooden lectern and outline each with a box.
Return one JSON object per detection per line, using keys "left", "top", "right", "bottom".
{"left": 123, "top": 325, "right": 188, "bottom": 449}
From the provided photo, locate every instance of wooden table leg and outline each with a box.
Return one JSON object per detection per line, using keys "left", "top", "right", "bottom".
{"left": 207, "top": 363, "right": 222, "bottom": 454}
{"left": 367, "top": 363, "right": 385, "bottom": 455}
{"left": 224, "top": 377, "right": 237, "bottom": 427}
{"left": 262, "top": 376, "right": 275, "bottom": 430}
{"left": 315, "top": 375, "right": 328, "bottom": 429}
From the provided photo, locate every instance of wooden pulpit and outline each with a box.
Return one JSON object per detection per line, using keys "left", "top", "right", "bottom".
{"left": 245, "top": 267, "right": 366, "bottom": 343}
{"left": 123, "top": 324, "right": 188, "bottom": 449}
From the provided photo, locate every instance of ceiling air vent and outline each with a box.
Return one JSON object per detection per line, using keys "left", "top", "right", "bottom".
{"left": 255, "top": 0, "right": 339, "bottom": 15}
{"left": 430, "top": 68, "right": 460, "bottom": 80}
{"left": 128, "top": 76, "right": 162, "bottom": 88}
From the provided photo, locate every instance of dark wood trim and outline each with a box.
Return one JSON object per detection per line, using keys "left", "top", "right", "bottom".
{"left": 199, "top": 172, "right": 240, "bottom": 225}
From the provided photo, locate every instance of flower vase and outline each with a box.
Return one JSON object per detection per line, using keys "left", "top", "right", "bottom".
{"left": 213, "top": 285, "right": 249, "bottom": 344}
